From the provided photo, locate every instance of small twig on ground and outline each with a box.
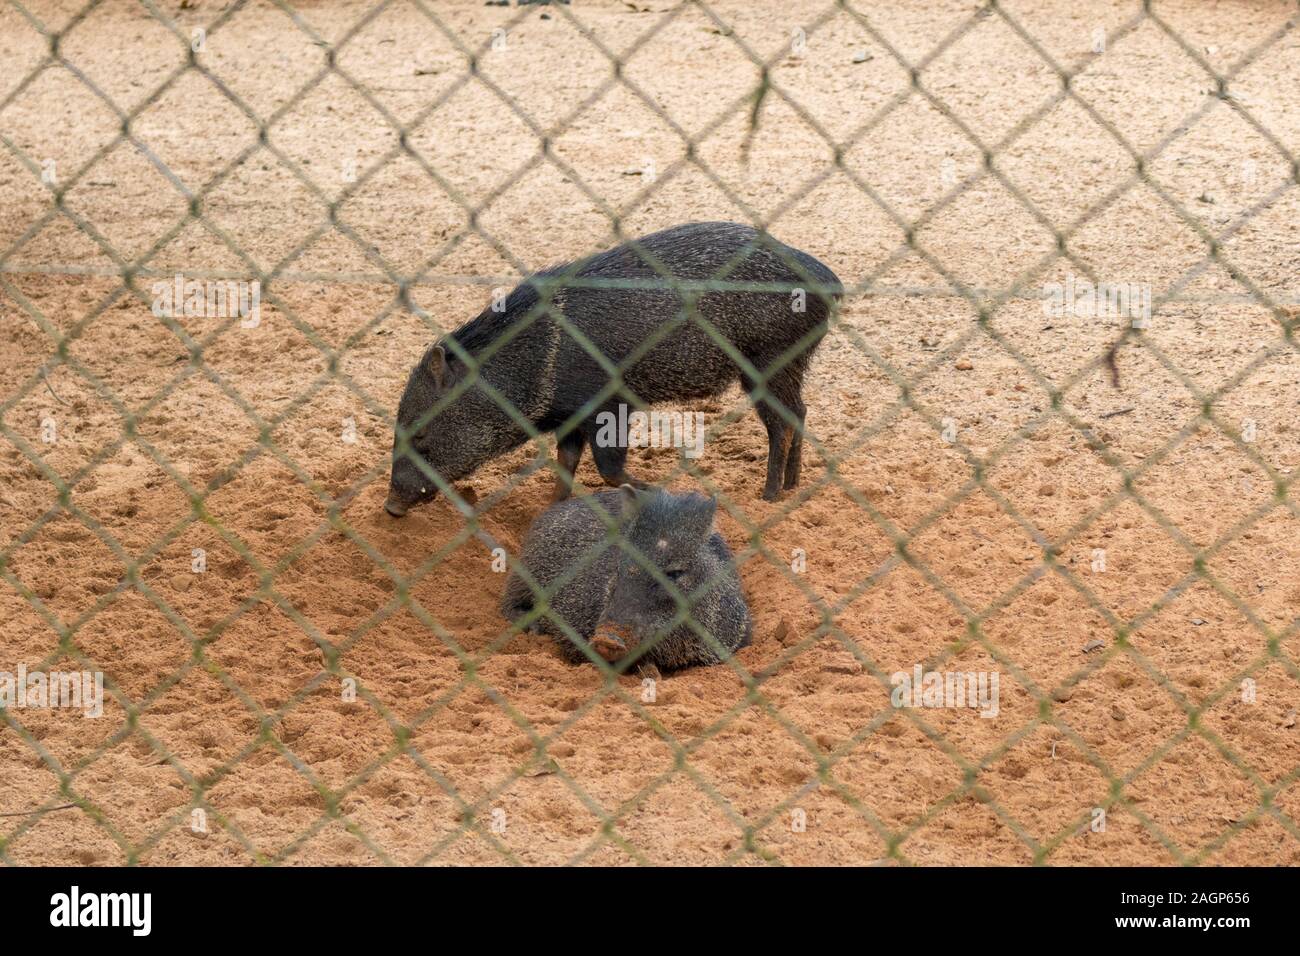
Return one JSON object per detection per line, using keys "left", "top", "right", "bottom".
{"left": 1100, "top": 406, "right": 1135, "bottom": 419}
{"left": 0, "top": 803, "right": 77, "bottom": 817}
{"left": 1104, "top": 340, "right": 1121, "bottom": 389}
{"left": 740, "top": 72, "right": 770, "bottom": 165}
{"left": 41, "top": 367, "right": 68, "bottom": 406}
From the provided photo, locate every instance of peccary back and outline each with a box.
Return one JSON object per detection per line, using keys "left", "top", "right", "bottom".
{"left": 501, "top": 487, "right": 752, "bottom": 670}
{"left": 386, "top": 221, "right": 841, "bottom": 514}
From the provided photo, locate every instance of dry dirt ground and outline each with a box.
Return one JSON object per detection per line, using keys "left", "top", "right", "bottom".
{"left": 2, "top": 0, "right": 1300, "bottom": 865}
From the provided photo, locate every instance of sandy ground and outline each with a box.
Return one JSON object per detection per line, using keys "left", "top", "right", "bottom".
{"left": 2, "top": 0, "right": 1300, "bottom": 865}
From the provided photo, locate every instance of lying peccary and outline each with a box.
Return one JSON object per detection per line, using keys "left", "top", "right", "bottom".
{"left": 500, "top": 486, "right": 752, "bottom": 669}
{"left": 385, "top": 221, "right": 841, "bottom": 516}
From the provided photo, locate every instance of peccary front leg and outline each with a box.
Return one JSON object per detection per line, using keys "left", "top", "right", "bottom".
{"left": 551, "top": 430, "right": 585, "bottom": 502}
{"left": 782, "top": 394, "right": 806, "bottom": 491}
{"left": 585, "top": 411, "right": 649, "bottom": 490}
{"left": 591, "top": 442, "right": 649, "bottom": 490}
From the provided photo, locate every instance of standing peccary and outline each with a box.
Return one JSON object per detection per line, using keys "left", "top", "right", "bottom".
{"left": 500, "top": 486, "right": 752, "bottom": 669}
{"left": 384, "top": 221, "right": 841, "bottom": 516}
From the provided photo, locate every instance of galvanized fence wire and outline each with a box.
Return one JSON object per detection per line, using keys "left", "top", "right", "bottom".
{"left": 0, "top": 0, "right": 1298, "bottom": 864}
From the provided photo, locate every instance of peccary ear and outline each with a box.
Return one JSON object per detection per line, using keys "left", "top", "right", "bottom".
{"left": 695, "top": 494, "right": 718, "bottom": 528}
{"left": 619, "top": 483, "right": 641, "bottom": 507}
{"left": 426, "top": 344, "right": 449, "bottom": 390}
{"left": 669, "top": 493, "right": 716, "bottom": 541}
{"left": 619, "top": 483, "right": 649, "bottom": 524}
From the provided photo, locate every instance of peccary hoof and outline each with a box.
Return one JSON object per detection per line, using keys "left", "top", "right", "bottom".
{"left": 383, "top": 493, "right": 409, "bottom": 517}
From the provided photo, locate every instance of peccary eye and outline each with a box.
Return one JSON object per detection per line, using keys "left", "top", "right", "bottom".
{"left": 665, "top": 568, "right": 686, "bottom": 583}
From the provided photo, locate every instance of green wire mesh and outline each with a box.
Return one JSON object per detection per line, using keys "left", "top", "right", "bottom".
{"left": 1, "top": 0, "right": 1299, "bottom": 865}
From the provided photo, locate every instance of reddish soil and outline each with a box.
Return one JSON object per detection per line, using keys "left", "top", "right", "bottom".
{"left": 2, "top": 0, "right": 1300, "bottom": 864}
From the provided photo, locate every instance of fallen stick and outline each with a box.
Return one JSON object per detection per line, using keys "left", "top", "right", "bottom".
{"left": 0, "top": 802, "right": 77, "bottom": 817}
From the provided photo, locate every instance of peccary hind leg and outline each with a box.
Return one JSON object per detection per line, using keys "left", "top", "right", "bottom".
{"left": 746, "top": 368, "right": 806, "bottom": 501}
{"left": 760, "top": 418, "right": 791, "bottom": 501}
{"left": 500, "top": 573, "right": 535, "bottom": 632}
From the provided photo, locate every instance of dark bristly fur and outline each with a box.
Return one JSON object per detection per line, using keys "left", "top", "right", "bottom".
{"left": 385, "top": 221, "right": 841, "bottom": 514}
{"left": 501, "top": 487, "right": 752, "bottom": 670}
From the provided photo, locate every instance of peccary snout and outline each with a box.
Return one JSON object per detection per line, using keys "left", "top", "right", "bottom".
{"left": 501, "top": 486, "right": 752, "bottom": 670}
{"left": 385, "top": 345, "right": 445, "bottom": 517}
{"left": 383, "top": 491, "right": 412, "bottom": 517}
{"left": 385, "top": 456, "right": 437, "bottom": 516}
{"left": 386, "top": 343, "right": 518, "bottom": 516}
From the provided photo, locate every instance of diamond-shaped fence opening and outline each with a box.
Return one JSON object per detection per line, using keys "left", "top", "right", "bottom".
{"left": 1, "top": 0, "right": 1299, "bottom": 866}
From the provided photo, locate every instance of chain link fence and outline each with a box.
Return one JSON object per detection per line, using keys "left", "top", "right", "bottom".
{"left": 1, "top": 0, "right": 1299, "bottom": 864}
